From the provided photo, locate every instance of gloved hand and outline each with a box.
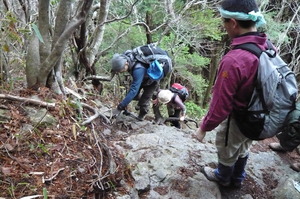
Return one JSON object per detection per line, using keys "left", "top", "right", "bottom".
{"left": 111, "top": 104, "right": 125, "bottom": 118}
{"left": 180, "top": 116, "right": 185, "bottom": 121}
{"left": 112, "top": 108, "right": 122, "bottom": 117}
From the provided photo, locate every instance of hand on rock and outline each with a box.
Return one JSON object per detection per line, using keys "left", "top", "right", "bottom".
{"left": 194, "top": 127, "right": 206, "bottom": 143}
{"left": 111, "top": 108, "right": 122, "bottom": 118}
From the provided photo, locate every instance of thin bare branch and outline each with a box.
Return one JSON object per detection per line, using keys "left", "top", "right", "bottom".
{"left": 0, "top": 94, "right": 55, "bottom": 108}
{"left": 84, "top": 75, "right": 113, "bottom": 82}
{"left": 78, "top": 102, "right": 111, "bottom": 125}
{"left": 104, "top": 0, "right": 140, "bottom": 24}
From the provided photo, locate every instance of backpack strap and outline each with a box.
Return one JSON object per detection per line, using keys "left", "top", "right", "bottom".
{"left": 148, "top": 44, "right": 155, "bottom": 55}
{"left": 233, "top": 40, "right": 275, "bottom": 58}
{"left": 171, "top": 93, "right": 177, "bottom": 103}
{"left": 233, "top": 43, "right": 262, "bottom": 58}
{"left": 225, "top": 114, "right": 231, "bottom": 147}
{"left": 233, "top": 41, "right": 275, "bottom": 111}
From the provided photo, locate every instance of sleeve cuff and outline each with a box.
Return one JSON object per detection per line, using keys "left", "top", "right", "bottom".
{"left": 117, "top": 104, "right": 126, "bottom": 110}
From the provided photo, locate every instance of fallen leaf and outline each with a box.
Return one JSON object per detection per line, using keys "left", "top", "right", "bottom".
{"left": 1, "top": 166, "right": 12, "bottom": 175}
{"left": 4, "top": 143, "right": 14, "bottom": 151}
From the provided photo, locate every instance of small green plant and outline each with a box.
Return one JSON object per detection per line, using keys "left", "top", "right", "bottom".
{"left": 7, "top": 184, "right": 16, "bottom": 198}
{"left": 43, "top": 187, "right": 48, "bottom": 199}
{"left": 37, "top": 143, "right": 50, "bottom": 154}
{"left": 28, "top": 141, "right": 50, "bottom": 155}
{"left": 29, "top": 142, "right": 35, "bottom": 151}
{"left": 185, "top": 101, "right": 207, "bottom": 120}
{"left": 6, "top": 181, "right": 36, "bottom": 198}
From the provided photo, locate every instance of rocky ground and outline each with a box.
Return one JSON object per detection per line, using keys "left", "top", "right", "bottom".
{"left": 1, "top": 87, "right": 300, "bottom": 199}
{"left": 109, "top": 115, "right": 300, "bottom": 199}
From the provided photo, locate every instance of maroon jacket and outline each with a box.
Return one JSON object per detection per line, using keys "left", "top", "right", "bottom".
{"left": 201, "top": 32, "right": 268, "bottom": 131}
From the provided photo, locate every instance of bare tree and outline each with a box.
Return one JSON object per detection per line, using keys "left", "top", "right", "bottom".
{"left": 25, "top": 0, "right": 93, "bottom": 93}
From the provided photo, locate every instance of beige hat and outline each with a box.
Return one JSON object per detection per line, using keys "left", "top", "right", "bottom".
{"left": 158, "top": 90, "right": 173, "bottom": 104}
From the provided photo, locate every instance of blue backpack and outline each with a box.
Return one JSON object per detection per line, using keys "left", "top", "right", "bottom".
{"left": 233, "top": 41, "right": 298, "bottom": 140}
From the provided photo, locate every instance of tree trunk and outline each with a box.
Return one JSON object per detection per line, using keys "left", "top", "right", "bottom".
{"left": 88, "top": 0, "right": 111, "bottom": 67}
{"left": 34, "top": 0, "right": 93, "bottom": 89}
{"left": 25, "top": 35, "right": 40, "bottom": 88}
{"left": 145, "top": 11, "right": 153, "bottom": 44}
{"left": 201, "top": 42, "right": 224, "bottom": 107}
{"left": 38, "top": 0, "right": 51, "bottom": 66}
{"left": 50, "top": 0, "right": 73, "bottom": 94}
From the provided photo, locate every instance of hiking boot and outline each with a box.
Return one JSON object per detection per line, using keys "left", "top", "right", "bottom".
{"left": 137, "top": 116, "right": 144, "bottom": 121}
{"left": 201, "top": 167, "right": 230, "bottom": 187}
{"left": 269, "top": 143, "right": 286, "bottom": 152}
{"left": 231, "top": 181, "right": 242, "bottom": 188}
{"left": 290, "top": 163, "right": 300, "bottom": 172}
{"left": 296, "top": 146, "right": 300, "bottom": 155}
{"left": 138, "top": 112, "right": 146, "bottom": 121}
{"left": 135, "top": 105, "right": 140, "bottom": 111}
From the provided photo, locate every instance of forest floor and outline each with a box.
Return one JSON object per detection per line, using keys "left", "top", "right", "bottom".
{"left": 0, "top": 86, "right": 299, "bottom": 199}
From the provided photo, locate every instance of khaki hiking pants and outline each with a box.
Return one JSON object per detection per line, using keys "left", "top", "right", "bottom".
{"left": 215, "top": 117, "right": 253, "bottom": 167}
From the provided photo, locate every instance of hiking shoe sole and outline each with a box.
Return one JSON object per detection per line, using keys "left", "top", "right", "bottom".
{"left": 269, "top": 143, "right": 286, "bottom": 152}
{"left": 290, "top": 163, "right": 300, "bottom": 172}
{"left": 201, "top": 166, "right": 230, "bottom": 187}
{"left": 231, "top": 181, "right": 242, "bottom": 188}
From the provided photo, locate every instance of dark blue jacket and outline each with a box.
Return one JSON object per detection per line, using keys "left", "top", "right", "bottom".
{"left": 118, "top": 61, "right": 156, "bottom": 109}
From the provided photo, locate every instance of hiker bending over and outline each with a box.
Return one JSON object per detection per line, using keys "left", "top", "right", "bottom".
{"left": 269, "top": 99, "right": 300, "bottom": 172}
{"left": 195, "top": 0, "right": 267, "bottom": 188}
{"left": 111, "top": 45, "right": 172, "bottom": 120}
{"left": 153, "top": 89, "right": 187, "bottom": 128}
{"left": 269, "top": 141, "right": 300, "bottom": 172}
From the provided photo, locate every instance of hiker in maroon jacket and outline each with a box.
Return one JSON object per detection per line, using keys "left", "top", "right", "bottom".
{"left": 195, "top": 0, "right": 267, "bottom": 188}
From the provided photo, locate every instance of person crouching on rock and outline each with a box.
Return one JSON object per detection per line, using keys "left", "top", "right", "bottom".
{"left": 110, "top": 53, "right": 160, "bottom": 120}
{"left": 152, "top": 89, "right": 186, "bottom": 128}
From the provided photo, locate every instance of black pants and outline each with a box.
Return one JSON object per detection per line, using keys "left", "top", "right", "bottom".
{"left": 168, "top": 107, "right": 181, "bottom": 128}
{"left": 136, "top": 81, "right": 159, "bottom": 116}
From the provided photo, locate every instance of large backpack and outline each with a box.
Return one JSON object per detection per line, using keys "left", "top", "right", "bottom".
{"left": 169, "top": 83, "right": 189, "bottom": 102}
{"left": 132, "top": 44, "right": 172, "bottom": 80}
{"left": 233, "top": 41, "right": 298, "bottom": 140}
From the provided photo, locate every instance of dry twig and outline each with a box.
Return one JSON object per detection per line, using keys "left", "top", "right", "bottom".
{"left": 43, "top": 168, "right": 65, "bottom": 183}
{"left": 0, "top": 94, "right": 55, "bottom": 108}
{"left": 80, "top": 102, "right": 110, "bottom": 125}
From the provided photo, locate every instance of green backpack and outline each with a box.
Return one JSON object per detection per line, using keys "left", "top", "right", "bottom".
{"left": 276, "top": 102, "right": 300, "bottom": 151}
